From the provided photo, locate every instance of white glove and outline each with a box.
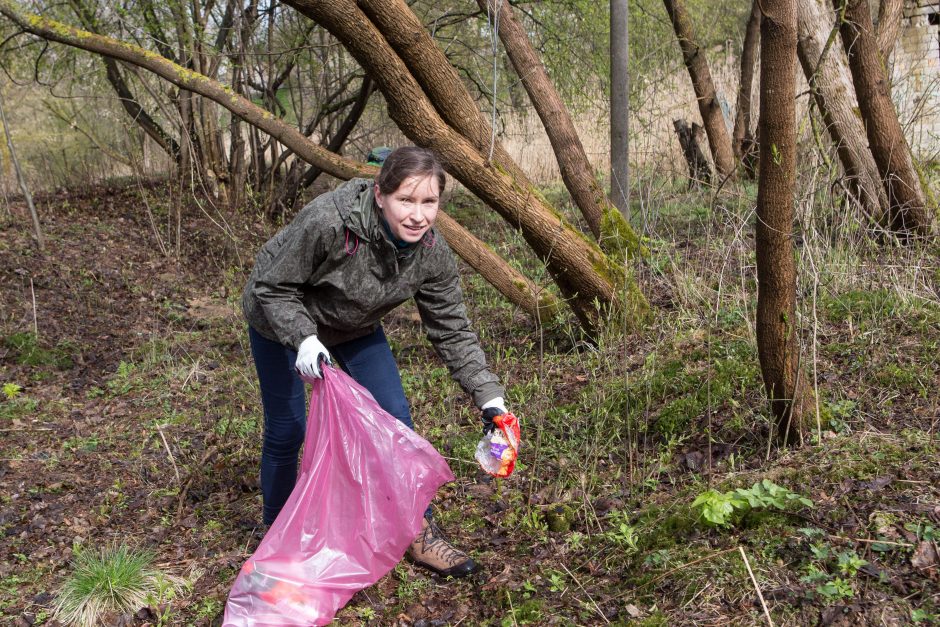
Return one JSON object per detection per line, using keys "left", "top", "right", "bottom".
{"left": 296, "top": 335, "right": 332, "bottom": 379}
{"left": 481, "top": 397, "right": 507, "bottom": 414}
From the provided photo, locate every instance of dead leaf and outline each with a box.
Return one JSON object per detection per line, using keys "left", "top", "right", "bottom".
{"left": 858, "top": 476, "right": 894, "bottom": 492}
{"left": 911, "top": 541, "right": 938, "bottom": 569}
{"left": 625, "top": 604, "right": 642, "bottom": 618}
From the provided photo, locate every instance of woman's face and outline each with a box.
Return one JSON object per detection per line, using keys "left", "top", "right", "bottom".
{"left": 374, "top": 174, "right": 440, "bottom": 243}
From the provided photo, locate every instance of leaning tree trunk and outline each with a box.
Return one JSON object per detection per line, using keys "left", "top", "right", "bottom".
{"left": 876, "top": 0, "right": 903, "bottom": 61}
{"left": 0, "top": 1, "right": 562, "bottom": 324}
{"left": 662, "top": 0, "right": 736, "bottom": 179}
{"left": 476, "top": 0, "right": 605, "bottom": 241}
{"left": 732, "top": 0, "right": 760, "bottom": 177}
{"left": 283, "top": 0, "right": 649, "bottom": 330}
{"left": 797, "top": 0, "right": 887, "bottom": 224}
{"left": 757, "top": 0, "right": 813, "bottom": 443}
{"left": 836, "top": 0, "right": 932, "bottom": 237}
{"left": 354, "top": 0, "right": 644, "bottom": 260}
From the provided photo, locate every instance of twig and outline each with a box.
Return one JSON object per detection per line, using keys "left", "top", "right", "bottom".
{"left": 29, "top": 278, "right": 37, "bottom": 337}
{"left": 739, "top": 546, "right": 773, "bottom": 626}
{"left": 829, "top": 535, "right": 913, "bottom": 548}
{"left": 0, "top": 427, "right": 53, "bottom": 432}
{"left": 560, "top": 563, "right": 610, "bottom": 624}
{"left": 156, "top": 424, "right": 181, "bottom": 485}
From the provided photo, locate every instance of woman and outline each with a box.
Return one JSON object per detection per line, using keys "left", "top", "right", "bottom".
{"left": 242, "top": 147, "right": 508, "bottom": 578}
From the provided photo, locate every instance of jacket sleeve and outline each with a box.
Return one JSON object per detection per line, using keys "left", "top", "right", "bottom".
{"left": 251, "top": 212, "right": 332, "bottom": 350}
{"left": 414, "top": 242, "right": 505, "bottom": 408}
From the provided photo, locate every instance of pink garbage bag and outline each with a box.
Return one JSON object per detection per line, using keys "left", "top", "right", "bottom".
{"left": 223, "top": 367, "right": 455, "bottom": 626}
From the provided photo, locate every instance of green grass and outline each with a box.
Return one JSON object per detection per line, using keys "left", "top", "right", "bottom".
{"left": 3, "top": 332, "right": 74, "bottom": 369}
{"left": 53, "top": 544, "right": 183, "bottom": 626}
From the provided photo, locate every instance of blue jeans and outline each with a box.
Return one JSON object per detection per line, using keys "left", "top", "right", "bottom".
{"left": 248, "top": 325, "right": 414, "bottom": 525}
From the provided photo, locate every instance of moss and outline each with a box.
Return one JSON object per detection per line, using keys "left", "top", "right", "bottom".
{"left": 3, "top": 332, "right": 74, "bottom": 369}
{"left": 600, "top": 204, "right": 650, "bottom": 261}
{"left": 544, "top": 503, "right": 575, "bottom": 532}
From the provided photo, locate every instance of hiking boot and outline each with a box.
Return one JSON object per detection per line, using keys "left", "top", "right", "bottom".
{"left": 406, "top": 515, "right": 478, "bottom": 578}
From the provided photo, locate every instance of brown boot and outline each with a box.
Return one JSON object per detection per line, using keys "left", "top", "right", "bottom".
{"left": 406, "top": 515, "right": 478, "bottom": 578}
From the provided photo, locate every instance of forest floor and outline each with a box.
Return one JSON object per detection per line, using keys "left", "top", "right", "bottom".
{"left": 0, "top": 180, "right": 938, "bottom": 626}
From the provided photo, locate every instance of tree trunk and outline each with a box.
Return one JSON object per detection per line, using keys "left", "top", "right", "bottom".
{"left": 732, "top": 0, "right": 760, "bottom": 178}
{"left": 797, "top": 0, "right": 886, "bottom": 223}
{"left": 0, "top": 1, "right": 563, "bottom": 323}
{"left": 673, "top": 119, "right": 712, "bottom": 187}
{"left": 435, "top": 212, "right": 562, "bottom": 323}
{"left": 876, "top": 0, "right": 903, "bottom": 61}
{"left": 756, "top": 0, "right": 811, "bottom": 442}
{"left": 836, "top": 0, "right": 932, "bottom": 237}
{"left": 283, "top": 0, "right": 648, "bottom": 330}
{"left": 476, "top": 0, "right": 607, "bottom": 240}
{"left": 610, "top": 0, "right": 630, "bottom": 219}
{"left": 0, "top": 84, "right": 43, "bottom": 251}
{"left": 662, "top": 0, "right": 736, "bottom": 179}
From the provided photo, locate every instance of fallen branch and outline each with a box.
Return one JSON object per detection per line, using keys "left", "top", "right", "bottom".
{"left": 739, "top": 546, "right": 774, "bottom": 626}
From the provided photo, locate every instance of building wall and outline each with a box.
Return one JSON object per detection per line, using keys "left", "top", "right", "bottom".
{"left": 892, "top": 0, "right": 940, "bottom": 159}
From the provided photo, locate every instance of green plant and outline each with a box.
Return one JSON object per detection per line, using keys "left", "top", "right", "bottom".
{"left": 2, "top": 383, "right": 22, "bottom": 400}
{"left": 816, "top": 577, "right": 854, "bottom": 602}
{"left": 836, "top": 551, "right": 867, "bottom": 577}
{"left": 692, "top": 490, "right": 745, "bottom": 527}
{"left": 905, "top": 520, "right": 938, "bottom": 542}
{"left": 604, "top": 510, "right": 640, "bottom": 551}
{"left": 357, "top": 606, "right": 377, "bottom": 621}
{"left": 547, "top": 570, "right": 566, "bottom": 593}
{"left": 194, "top": 597, "right": 223, "bottom": 621}
{"left": 912, "top": 608, "right": 939, "bottom": 623}
{"left": 692, "top": 480, "right": 813, "bottom": 527}
{"left": 53, "top": 544, "right": 184, "bottom": 626}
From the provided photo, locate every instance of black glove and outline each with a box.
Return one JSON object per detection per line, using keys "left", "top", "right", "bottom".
{"left": 481, "top": 407, "right": 502, "bottom": 435}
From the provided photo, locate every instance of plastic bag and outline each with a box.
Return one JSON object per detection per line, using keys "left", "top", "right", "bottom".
{"left": 474, "top": 412, "right": 520, "bottom": 478}
{"left": 223, "top": 367, "right": 455, "bottom": 626}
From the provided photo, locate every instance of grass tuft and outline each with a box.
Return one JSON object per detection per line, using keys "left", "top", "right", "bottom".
{"left": 53, "top": 544, "right": 183, "bottom": 626}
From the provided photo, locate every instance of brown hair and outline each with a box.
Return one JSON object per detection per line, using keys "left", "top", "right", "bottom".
{"left": 375, "top": 147, "right": 446, "bottom": 196}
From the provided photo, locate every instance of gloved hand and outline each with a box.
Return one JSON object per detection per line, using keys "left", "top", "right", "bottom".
{"left": 480, "top": 397, "right": 507, "bottom": 434}
{"left": 296, "top": 335, "right": 332, "bottom": 379}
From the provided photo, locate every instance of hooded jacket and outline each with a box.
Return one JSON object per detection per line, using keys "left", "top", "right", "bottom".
{"left": 242, "top": 178, "right": 504, "bottom": 407}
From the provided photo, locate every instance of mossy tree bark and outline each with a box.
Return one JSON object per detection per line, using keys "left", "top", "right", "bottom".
{"left": 662, "top": 0, "right": 736, "bottom": 179}
{"left": 0, "top": 0, "right": 561, "bottom": 323}
{"left": 797, "top": 0, "right": 887, "bottom": 224}
{"left": 756, "top": 0, "right": 814, "bottom": 443}
{"left": 836, "top": 0, "right": 933, "bottom": 237}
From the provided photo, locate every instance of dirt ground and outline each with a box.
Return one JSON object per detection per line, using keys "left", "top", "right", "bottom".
{"left": 1, "top": 183, "right": 939, "bottom": 626}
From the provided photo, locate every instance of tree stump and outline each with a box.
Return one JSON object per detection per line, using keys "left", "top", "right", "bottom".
{"left": 673, "top": 119, "right": 713, "bottom": 188}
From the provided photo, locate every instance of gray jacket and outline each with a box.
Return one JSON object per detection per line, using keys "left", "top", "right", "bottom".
{"left": 242, "top": 178, "right": 504, "bottom": 407}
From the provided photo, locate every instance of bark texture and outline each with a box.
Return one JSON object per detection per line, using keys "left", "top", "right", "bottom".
{"left": 284, "top": 0, "right": 649, "bottom": 329}
{"left": 876, "top": 0, "right": 903, "bottom": 61}
{"left": 610, "top": 0, "right": 630, "bottom": 217}
{"left": 837, "top": 0, "right": 932, "bottom": 236}
{"left": 0, "top": 0, "right": 560, "bottom": 322}
{"left": 662, "top": 0, "right": 736, "bottom": 178}
{"left": 732, "top": 0, "right": 760, "bottom": 177}
{"left": 757, "top": 0, "right": 812, "bottom": 442}
{"left": 797, "top": 0, "right": 886, "bottom": 222}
